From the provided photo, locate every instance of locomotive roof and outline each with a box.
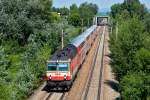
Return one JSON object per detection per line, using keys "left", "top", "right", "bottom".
{"left": 50, "top": 44, "right": 77, "bottom": 61}
{"left": 71, "top": 25, "right": 97, "bottom": 47}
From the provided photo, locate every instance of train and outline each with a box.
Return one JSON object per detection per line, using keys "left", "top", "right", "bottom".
{"left": 45, "top": 25, "right": 101, "bottom": 89}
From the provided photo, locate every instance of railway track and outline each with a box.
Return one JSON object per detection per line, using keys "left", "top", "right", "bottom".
{"left": 44, "top": 92, "right": 65, "bottom": 100}
{"left": 64, "top": 26, "right": 105, "bottom": 100}
{"left": 82, "top": 26, "right": 106, "bottom": 100}
{"left": 29, "top": 91, "right": 66, "bottom": 100}
{"left": 28, "top": 26, "right": 107, "bottom": 100}
{"left": 28, "top": 83, "right": 67, "bottom": 100}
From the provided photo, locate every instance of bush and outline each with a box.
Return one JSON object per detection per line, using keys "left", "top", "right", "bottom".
{"left": 134, "top": 48, "right": 150, "bottom": 73}
{"left": 0, "top": 0, "right": 52, "bottom": 45}
{"left": 120, "top": 72, "right": 145, "bottom": 100}
{"left": 0, "top": 46, "right": 9, "bottom": 80}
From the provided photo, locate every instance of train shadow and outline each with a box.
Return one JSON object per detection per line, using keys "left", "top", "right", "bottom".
{"left": 42, "top": 84, "right": 69, "bottom": 93}
{"left": 104, "top": 80, "right": 119, "bottom": 92}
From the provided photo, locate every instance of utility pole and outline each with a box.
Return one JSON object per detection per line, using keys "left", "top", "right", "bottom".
{"left": 93, "top": 17, "right": 95, "bottom": 25}
{"left": 95, "top": 16, "right": 97, "bottom": 25}
{"left": 88, "top": 18, "right": 89, "bottom": 27}
{"left": 82, "top": 19, "right": 84, "bottom": 32}
{"left": 61, "top": 29, "right": 64, "bottom": 49}
{"left": 109, "top": 23, "right": 112, "bottom": 34}
{"left": 116, "top": 22, "right": 118, "bottom": 41}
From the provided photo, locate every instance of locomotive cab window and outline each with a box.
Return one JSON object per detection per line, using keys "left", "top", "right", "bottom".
{"left": 58, "top": 63, "right": 69, "bottom": 71}
{"left": 48, "top": 64, "right": 57, "bottom": 71}
{"left": 48, "top": 62, "right": 69, "bottom": 71}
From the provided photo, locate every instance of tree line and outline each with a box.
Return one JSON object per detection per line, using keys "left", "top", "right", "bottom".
{"left": 53, "top": 2, "right": 98, "bottom": 27}
{"left": 110, "top": 0, "right": 150, "bottom": 99}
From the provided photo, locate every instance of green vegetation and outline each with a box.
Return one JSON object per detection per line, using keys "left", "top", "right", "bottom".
{"left": 69, "top": 2, "right": 98, "bottom": 27}
{"left": 110, "top": 0, "right": 150, "bottom": 99}
{"left": 0, "top": 0, "right": 98, "bottom": 99}
{"left": 53, "top": 2, "right": 98, "bottom": 27}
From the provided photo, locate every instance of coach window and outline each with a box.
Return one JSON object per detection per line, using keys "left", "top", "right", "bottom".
{"left": 87, "top": 36, "right": 90, "bottom": 40}
{"left": 80, "top": 41, "right": 85, "bottom": 48}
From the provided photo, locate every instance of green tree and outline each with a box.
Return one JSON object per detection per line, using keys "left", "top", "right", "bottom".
{"left": 111, "top": 0, "right": 147, "bottom": 19}
{"left": 70, "top": 4, "right": 79, "bottom": 14}
{"left": 134, "top": 48, "right": 150, "bottom": 73}
{"left": 0, "top": 0, "right": 52, "bottom": 45}
{"left": 0, "top": 46, "right": 10, "bottom": 100}
{"left": 111, "top": 17, "right": 145, "bottom": 80}
{"left": 88, "top": 3, "right": 98, "bottom": 15}
{"left": 79, "top": 2, "right": 98, "bottom": 26}
{"left": 110, "top": 0, "right": 150, "bottom": 99}
{"left": 0, "top": 46, "right": 9, "bottom": 81}
{"left": 59, "top": 7, "right": 69, "bottom": 16}
{"left": 144, "top": 14, "right": 150, "bottom": 33}
{"left": 120, "top": 72, "right": 145, "bottom": 100}
{"left": 68, "top": 13, "right": 81, "bottom": 26}
{"left": 111, "top": 3, "right": 123, "bottom": 18}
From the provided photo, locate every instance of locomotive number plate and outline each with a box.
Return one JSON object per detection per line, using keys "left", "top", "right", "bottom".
{"left": 55, "top": 72, "right": 60, "bottom": 75}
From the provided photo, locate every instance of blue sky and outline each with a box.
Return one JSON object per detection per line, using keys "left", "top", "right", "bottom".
{"left": 53, "top": 0, "right": 150, "bottom": 12}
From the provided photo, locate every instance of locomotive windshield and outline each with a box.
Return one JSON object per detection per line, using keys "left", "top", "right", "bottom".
{"left": 48, "top": 63, "right": 68, "bottom": 71}
{"left": 47, "top": 64, "right": 57, "bottom": 71}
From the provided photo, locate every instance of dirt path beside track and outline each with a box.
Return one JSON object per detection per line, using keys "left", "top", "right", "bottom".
{"left": 101, "top": 28, "right": 120, "bottom": 100}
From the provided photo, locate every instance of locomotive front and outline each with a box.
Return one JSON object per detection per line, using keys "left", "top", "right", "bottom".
{"left": 46, "top": 60, "right": 72, "bottom": 88}
{"left": 45, "top": 44, "right": 77, "bottom": 89}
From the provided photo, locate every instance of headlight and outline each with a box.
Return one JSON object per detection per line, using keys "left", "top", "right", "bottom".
{"left": 49, "top": 75, "right": 51, "bottom": 79}
{"left": 64, "top": 75, "right": 67, "bottom": 79}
